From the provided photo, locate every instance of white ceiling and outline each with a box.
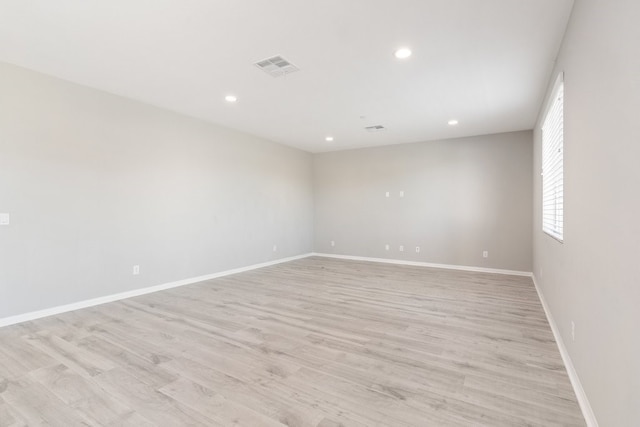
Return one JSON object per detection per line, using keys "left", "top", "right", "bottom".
{"left": 0, "top": 0, "right": 574, "bottom": 153}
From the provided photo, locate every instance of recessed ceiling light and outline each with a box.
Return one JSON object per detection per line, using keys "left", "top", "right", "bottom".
{"left": 225, "top": 95, "right": 237, "bottom": 103}
{"left": 448, "top": 119, "right": 459, "bottom": 126}
{"left": 394, "top": 48, "right": 412, "bottom": 59}
{"left": 325, "top": 136, "right": 334, "bottom": 142}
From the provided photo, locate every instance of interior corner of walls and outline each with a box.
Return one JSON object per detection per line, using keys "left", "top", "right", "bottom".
{"left": 312, "top": 132, "right": 533, "bottom": 273}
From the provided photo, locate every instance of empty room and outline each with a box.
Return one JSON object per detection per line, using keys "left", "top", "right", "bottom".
{"left": 0, "top": 0, "right": 638, "bottom": 426}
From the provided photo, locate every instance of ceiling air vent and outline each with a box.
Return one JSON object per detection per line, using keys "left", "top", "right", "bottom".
{"left": 365, "top": 125, "right": 386, "bottom": 132}
{"left": 254, "top": 55, "right": 299, "bottom": 77}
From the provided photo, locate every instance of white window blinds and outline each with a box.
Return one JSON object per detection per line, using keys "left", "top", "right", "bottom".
{"left": 542, "top": 76, "right": 564, "bottom": 241}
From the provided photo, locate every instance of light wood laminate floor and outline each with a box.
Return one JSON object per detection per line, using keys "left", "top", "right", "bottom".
{"left": 0, "top": 257, "right": 585, "bottom": 426}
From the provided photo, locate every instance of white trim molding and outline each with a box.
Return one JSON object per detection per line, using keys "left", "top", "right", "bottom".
{"left": 532, "top": 274, "right": 599, "bottom": 427}
{"left": 0, "top": 253, "right": 313, "bottom": 328}
{"left": 1, "top": 251, "right": 597, "bottom": 426}
{"left": 312, "top": 253, "right": 533, "bottom": 277}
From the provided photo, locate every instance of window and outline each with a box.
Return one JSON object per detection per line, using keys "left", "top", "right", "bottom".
{"left": 542, "top": 73, "right": 564, "bottom": 241}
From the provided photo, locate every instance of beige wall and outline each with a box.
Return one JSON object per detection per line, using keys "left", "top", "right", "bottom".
{"left": 314, "top": 131, "right": 533, "bottom": 272}
{"left": 533, "top": 0, "right": 640, "bottom": 425}
{"left": 0, "top": 62, "right": 314, "bottom": 319}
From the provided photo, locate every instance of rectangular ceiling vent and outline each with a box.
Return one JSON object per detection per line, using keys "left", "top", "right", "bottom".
{"left": 254, "top": 55, "right": 299, "bottom": 77}
{"left": 365, "top": 125, "right": 386, "bottom": 132}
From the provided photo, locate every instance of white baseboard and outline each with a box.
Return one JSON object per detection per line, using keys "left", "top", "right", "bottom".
{"left": 531, "top": 274, "right": 599, "bottom": 427}
{"left": 0, "top": 251, "right": 597, "bottom": 427}
{"left": 0, "top": 253, "right": 313, "bottom": 328}
{"left": 312, "top": 252, "right": 532, "bottom": 277}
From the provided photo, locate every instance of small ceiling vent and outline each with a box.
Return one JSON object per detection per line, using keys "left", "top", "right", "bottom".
{"left": 365, "top": 125, "right": 386, "bottom": 132}
{"left": 254, "top": 55, "right": 299, "bottom": 77}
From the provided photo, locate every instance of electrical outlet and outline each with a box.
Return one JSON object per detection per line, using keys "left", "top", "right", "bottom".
{"left": 385, "top": 244, "right": 390, "bottom": 251}
{"left": 0, "top": 213, "right": 9, "bottom": 225}
{"left": 330, "top": 240, "right": 335, "bottom": 247}
{"left": 273, "top": 245, "right": 278, "bottom": 252}
{"left": 399, "top": 245, "right": 404, "bottom": 252}
{"left": 482, "top": 250, "right": 489, "bottom": 258}
{"left": 133, "top": 265, "right": 140, "bottom": 275}
{"left": 385, "top": 191, "right": 390, "bottom": 198}
{"left": 399, "top": 190, "right": 404, "bottom": 198}
{"left": 571, "top": 321, "right": 575, "bottom": 341}
{"left": 415, "top": 246, "right": 420, "bottom": 253}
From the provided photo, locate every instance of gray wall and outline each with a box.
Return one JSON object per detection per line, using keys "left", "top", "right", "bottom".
{"left": 314, "top": 131, "right": 533, "bottom": 272}
{"left": 0, "top": 62, "right": 314, "bottom": 319}
{"left": 533, "top": 0, "right": 640, "bottom": 425}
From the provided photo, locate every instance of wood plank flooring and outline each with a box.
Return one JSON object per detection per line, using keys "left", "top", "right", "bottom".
{"left": 0, "top": 257, "right": 585, "bottom": 426}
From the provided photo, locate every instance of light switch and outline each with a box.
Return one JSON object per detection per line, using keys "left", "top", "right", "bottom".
{"left": 0, "top": 213, "right": 9, "bottom": 225}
